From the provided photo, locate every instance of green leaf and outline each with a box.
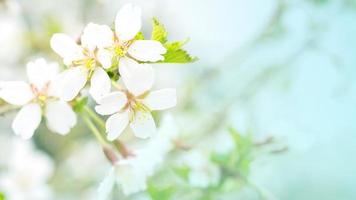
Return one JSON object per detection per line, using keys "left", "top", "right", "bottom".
{"left": 173, "top": 166, "right": 190, "bottom": 181}
{"left": 151, "top": 18, "right": 168, "bottom": 43}
{"left": 161, "top": 40, "right": 197, "bottom": 63}
{"left": 211, "top": 152, "right": 230, "bottom": 166}
{"left": 148, "top": 185, "right": 174, "bottom": 200}
{"left": 165, "top": 40, "right": 189, "bottom": 51}
{"left": 0, "top": 192, "right": 5, "bottom": 200}
{"left": 134, "top": 31, "right": 145, "bottom": 40}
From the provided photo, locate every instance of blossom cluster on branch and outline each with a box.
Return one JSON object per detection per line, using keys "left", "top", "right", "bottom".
{"left": 0, "top": 3, "right": 195, "bottom": 197}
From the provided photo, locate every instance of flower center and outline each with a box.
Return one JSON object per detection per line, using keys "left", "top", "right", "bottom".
{"left": 31, "top": 83, "right": 50, "bottom": 106}
{"left": 123, "top": 91, "right": 150, "bottom": 122}
{"left": 113, "top": 40, "right": 132, "bottom": 58}
{"left": 72, "top": 48, "right": 98, "bottom": 69}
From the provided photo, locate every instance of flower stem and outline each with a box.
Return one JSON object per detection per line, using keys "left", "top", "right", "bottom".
{"left": 0, "top": 105, "right": 18, "bottom": 116}
{"left": 114, "top": 140, "right": 132, "bottom": 158}
{"left": 81, "top": 114, "right": 108, "bottom": 147}
{"left": 83, "top": 105, "right": 105, "bottom": 129}
{"left": 82, "top": 105, "right": 132, "bottom": 159}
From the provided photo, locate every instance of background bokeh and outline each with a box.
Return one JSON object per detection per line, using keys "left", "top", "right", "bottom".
{"left": 1, "top": 0, "right": 356, "bottom": 199}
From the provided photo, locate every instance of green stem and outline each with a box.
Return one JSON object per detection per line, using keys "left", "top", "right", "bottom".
{"left": 82, "top": 105, "right": 132, "bottom": 159}
{"left": 83, "top": 105, "right": 105, "bottom": 130}
{"left": 0, "top": 105, "right": 19, "bottom": 115}
{"left": 81, "top": 114, "right": 108, "bottom": 147}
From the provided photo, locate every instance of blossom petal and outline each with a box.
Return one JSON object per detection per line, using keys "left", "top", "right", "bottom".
{"left": 81, "top": 23, "right": 114, "bottom": 51}
{"left": 45, "top": 100, "right": 77, "bottom": 135}
{"left": 47, "top": 72, "right": 66, "bottom": 98}
{"left": 26, "top": 58, "right": 59, "bottom": 90}
{"left": 119, "top": 58, "right": 154, "bottom": 96}
{"left": 97, "top": 167, "right": 115, "bottom": 200}
{"left": 115, "top": 160, "right": 148, "bottom": 195}
{"left": 95, "top": 92, "right": 127, "bottom": 115}
{"left": 97, "top": 49, "right": 113, "bottom": 69}
{"left": 0, "top": 81, "right": 34, "bottom": 105}
{"left": 143, "top": 89, "right": 177, "bottom": 110}
{"left": 50, "top": 33, "right": 84, "bottom": 65}
{"left": 130, "top": 111, "right": 156, "bottom": 139}
{"left": 12, "top": 103, "right": 42, "bottom": 139}
{"left": 115, "top": 3, "right": 141, "bottom": 42}
{"left": 89, "top": 68, "right": 111, "bottom": 103}
{"left": 106, "top": 111, "right": 129, "bottom": 141}
{"left": 128, "top": 40, "right": 167, "bottom": 62}
{"left": 59, "top": 67, "right": 88, "bottom": 101}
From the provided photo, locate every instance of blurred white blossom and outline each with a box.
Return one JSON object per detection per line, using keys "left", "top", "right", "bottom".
{"left": 0, "top": 139, "right": 54, "bottom": 200}
{"left": 98, "top": 114, "right": 179, "bottom": 197}
{"left": 183, "top": 150, "right": 221, "bottom": 188}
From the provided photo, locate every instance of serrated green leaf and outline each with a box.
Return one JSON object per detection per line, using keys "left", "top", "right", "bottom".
{"left": 160, "top": 40, "right": 197, "bottom": 63}
{"left": 134, "top": 31, "right": 145, "bottom": 40}
{"left": 165, "top": 40, "right": 189, "bottom": 51}
{"left": 162, "top": 49, "right": 197, "bottom": 63}
{"left": 151, "top": 18, "right": 167, "bottom": 43}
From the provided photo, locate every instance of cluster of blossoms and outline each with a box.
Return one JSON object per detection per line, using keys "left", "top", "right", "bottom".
{"left": 0, "top": 3, "right": 194, "bottom": 197}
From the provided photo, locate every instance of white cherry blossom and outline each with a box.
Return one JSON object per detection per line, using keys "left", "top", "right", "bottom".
{"left": 95, "top": 58, "right": 176, "bottom": 140}
{"left": 0, "top": 58, "right": 77, "bottom": 139}
{"left": 111, "top": 3, "right": 167, "bottom": 63}
{"left": 50, "top": 23, "right": 112, "bottom": 102}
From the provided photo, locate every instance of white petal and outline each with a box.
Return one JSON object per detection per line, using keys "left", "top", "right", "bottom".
{"left": 45, "top": 100, "right": 77, "bottom": 135}
{"left": 106, "top": 111, "right": 129, "bottom": 141}
{"left": 89, "top": 68, "right": 111, "bottom": 103}
{"left": 95, "top": 92, "right": 127, "bottom": 115}
{"left": 50, "top": 33, "right": 84, "bottom": 65}
{"left": 81, "top": 23, "right": 114, "bottom": 51}
{"left": 47, "top": 72, "right": 66, "bottom": 98}
{"left": 143, "top": 89, "right": 177, "bottom": 110}
{"left": 115, "top": 160, "right": 148, "bottom": 195}
{"left": 97, "top": 49, "right": 113, "bottom": 69}
{"left": 12, "top": 103, "right": 42, "bottom": 139}
{"left": 130, "top": 111, "right": 156, "bottom": 139}
{"left": 119, "top": 58, "right": 154, "bottom": 96}
{"left": 26, "top": 58, "right": 59, "bottom": 90}
{"left": 0, "top": 81, "right": 34, "bottom": 105}
{"left": 115, "top": 3, "right": 142, "bottom": 42}
{"left": 128, "top": 40, "right": 166, "bottom": 62}
{"left": 59, "top": 67, "right": 88, "bottom": 101}
{"left": 97, "top": 167, "right": 115, "bottom": 200}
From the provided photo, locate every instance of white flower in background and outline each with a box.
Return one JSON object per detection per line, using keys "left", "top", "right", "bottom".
{"left": 110, "top": 3, "right": 166, "bottom": 62}
{"left": 183, "top": 150, "right": 221, "bottom": 188}
{"left": 0, "top": 139, "right": 54, "bottom": 200}
{"left": 50, "top": 23, "right": 113, "bottom": 102}
{"left": 95, "top": 58, "right": 176, "bottom": 140}
{"left": 97, "top": 115, "right": 179, "bottom": 198}
{"left": 0, "top": 58, "right": 77, "bottom": 139}
{"left": 97, "top": 149, "right": 157, "bottom": 197}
